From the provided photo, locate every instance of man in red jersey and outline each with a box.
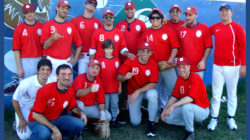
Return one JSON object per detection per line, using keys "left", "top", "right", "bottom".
{"left": 116, "top": 1, "right": 147, "bottom": 116}
{"left": 13, "top": 4, "right": 43, "bottom": 79}
{"left": 139, "top": 8, "right": 180, "bottom": 114}
{"left": 207, "top": 3, "right": 246, "bottom": 131}
{"left": 118, "top": 42, "right": 158, "bottom": 137}
{"left": 28, "top": 64, "right": 87, "bottom": 140}
{"left": 89, "top": 9, "right": 135, "bottom": 60}
{"left": 72, "top": 0, "right": 103, "bottom": 74}
{"left": 41, "top": 0, "right": 82, "bottom": 79}
{"left": 161, "top": 57, "right": 210, "bottom": 140}
{"left": 177, "top": 6, "right": 212, "bottom": 79}
{"left": 72, "top": 60, "right": 111, "bottom": 121}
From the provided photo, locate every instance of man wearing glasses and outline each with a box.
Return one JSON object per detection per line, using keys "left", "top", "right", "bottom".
{"left": 72, "top": 0, "right": 103, "bottom": 74}
{"left": 89, "top": 10, "right": 135, "bottom": 60}
{"left": 139, "top": 8, "right": 180, "bottom": 118}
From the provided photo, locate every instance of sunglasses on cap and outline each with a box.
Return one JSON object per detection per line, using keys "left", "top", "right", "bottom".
{"left": 87, "top": 1, "right": 97, "bottom": 7}
{"left": 150, "top": 16, "right": 162, "bottom": 20}
{"left": 104, "top": 15, "right": 114, "bottom": 19}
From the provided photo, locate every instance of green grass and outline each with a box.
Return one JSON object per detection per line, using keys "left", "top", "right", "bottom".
{"left": 4, "top": 79, "right": 246, "bottom": 140}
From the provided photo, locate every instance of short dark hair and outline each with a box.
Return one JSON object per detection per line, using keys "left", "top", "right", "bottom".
{"left": 56, "top": 64, "right": 72, "bottom": 75}
{"left": 102, "top": 39, "right": 114, "bottom": 50}
{"left": 37, "top": 58, "right": 52, "bottom": 71}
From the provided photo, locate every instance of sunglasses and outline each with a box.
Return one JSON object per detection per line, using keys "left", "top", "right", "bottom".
{"left": 127, "top": 23, "right": 130, "bottom": 31}
{"left": 104, "top": 15, "right": 114, "bottom": 19}
{"left": 87, "top": 1, "right": 97, "bottom": 7}
{"left": 150, "top": 16, "right": 162, "bottom": 20}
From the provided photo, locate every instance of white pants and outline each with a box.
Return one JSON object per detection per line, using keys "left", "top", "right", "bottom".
{"left": 77, "top": 100, "right": 111, "bottom": 121}
{"left": 47, "top": 56, "right": 72, "bottom": 82}
{"left": 78, "top": 53, "right": 90, "bottom": 75}
{"left": 165, "top": 103, "right": 209, "bottom": 132}
{"left": 105, "top": 94, "right": 119, "bottom": 121}
{"left": 210, "top": 64, "right": 240, "bottom": 117}
{"left": 21, "top": 57, "right": 41, "bottom": 80}
{"left": 15, "top": 108, "right": 32, "bottom": 140}
{"left": 128, "top": 89, "right": 158, "bottom": 126}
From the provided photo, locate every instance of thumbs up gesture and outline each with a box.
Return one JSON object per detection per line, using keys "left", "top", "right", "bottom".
{"left": 53, "top": 29, "right": 64, "bottom": 40}
{"left": 91, "top": 80, "right": 99, "bottom": 92}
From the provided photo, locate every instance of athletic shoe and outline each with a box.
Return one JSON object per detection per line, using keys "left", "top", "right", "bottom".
{"left": 147, "top": 121, "right": 156, "bottom": 137}
{"left": 227, "top": 117, "right": 237, "bottom": 130}
{"left": 183, "top": 130, "right": 195, "bottom": 140}
{"left": 110, "top": 120, "right": 121, "bottom": 128}
{"left": 207, "top": 118, "right": 218, "bottom": 131}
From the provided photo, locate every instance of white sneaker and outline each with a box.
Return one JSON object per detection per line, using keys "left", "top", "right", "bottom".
{"left": 227, "top": 118, "right": 237, "bottom": 130}
{"left": 207, "top": 118, "right": 218, "bottom": 131}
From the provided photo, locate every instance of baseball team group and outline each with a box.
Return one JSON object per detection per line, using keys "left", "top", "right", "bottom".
{"left": 11, "top": 0, "right": 246, "bottom": 140}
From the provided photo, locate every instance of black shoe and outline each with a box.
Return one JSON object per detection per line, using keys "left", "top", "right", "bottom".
{"left": 110, "top": 120, "right": 121, "bottom": 128}
{"left": 147, "top": 121, "right": 156, "bottom": 137}
{"left": 183, "top": 130, "right": 195, "bottom": 140}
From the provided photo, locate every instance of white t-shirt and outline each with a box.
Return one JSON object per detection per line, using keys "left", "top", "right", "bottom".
{"left": 13, "top": 75, "right": 55, "bottom": 109}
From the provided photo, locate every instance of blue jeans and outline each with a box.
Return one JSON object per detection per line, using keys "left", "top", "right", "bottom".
{"left": 29, "top": 115, "right": 84, "bottom": 140}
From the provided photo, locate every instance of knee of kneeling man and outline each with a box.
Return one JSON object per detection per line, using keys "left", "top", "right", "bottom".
{"left": 130, "top": 119, "right": 141, "bottom": 126}
{"left": 77, "top": 100, "right": 84, "bottom": 111}
{"left": 147, "top": 89, "right": 158, "bottom": 100}
{"left": 182, "top": 104, "right": 193, "bottom": 112}
{"left": 18, "top": 132, "right": 31, "bottom": 140}
{"left": 39, "top": 128, "right": 52, "bottom": 139}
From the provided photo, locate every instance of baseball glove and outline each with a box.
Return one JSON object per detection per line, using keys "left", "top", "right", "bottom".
{"left": 94, "top": 120, "right": 110, "bottom": 138}
{"left": 158, "top": 61, "right": 175, "bottom": 72}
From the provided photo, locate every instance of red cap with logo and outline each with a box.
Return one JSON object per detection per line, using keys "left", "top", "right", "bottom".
{"left": 150, "top": 8, "right": 163, "bottom": 15}
{"left": 57, "top": 0, "right": 71, "bottom": 8}
{"left": 139, "top": 42, "right": 153, "bottom": 50}
{"left": 125, "top": 2, "right": 135, "bottom": 9}
{"left": 22, "top": 4, "right": 35, "bottom": 13}
{"left": 176, "top": 57, "right": 190, "bottom": 66}
{"left": 103, "top": 9, "right": 114, "bottom": 17}
{"left": 184, "top": 6, "right": 197, "bottom": 15}
{"left": 170, "top": 4, "right": 181, "bottom": 11}
{"left": 88, "top": 59, "right": 101, "bottom": 67}
{"left": 87, "top": 0, "right": 98, "bottom": 5}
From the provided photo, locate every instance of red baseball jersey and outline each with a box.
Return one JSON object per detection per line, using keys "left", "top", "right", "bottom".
{"left": 172, "top": 72, "right": 210, "bottom": 108}
{"left": 28, "top": 82, "right": 77, "bottom": 122}
{"left": 72, "top": 73, "right": 105, "bottom": 106}
{"left": 71, "top": 16, "right": 103, "bottom": 53}
{"left": 164, "top": 20, "right": 185, "bottom": 33}
{"left": 177, "top": 22, "right": 213, "bottom": 72}
{"left": 41, "top": 19, "right": 82, "bottom": 59}
{"left": 90, "top": 27, "right": 127, "bottom": 59}
{"left": 116, "top": 19, "right": 147, "bottom": 62}
{"left": 139, "top": 26, "right": 180, "bottom": 62}
{"left": 209, "top": 21, "right": 246, "bottom": 66}
{"left": 118, "top": 57, "right": 159, "bottom": 95}
{"left": 98, "top": 57, "right": 120, "bottom": 94}
{"left": 12, "top": 21, "right": 43, "bottom": 58}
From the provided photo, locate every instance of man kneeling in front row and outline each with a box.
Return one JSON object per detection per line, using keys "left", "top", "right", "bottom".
{"left": 161, "top": 57, "right": 210, "bottom": 140}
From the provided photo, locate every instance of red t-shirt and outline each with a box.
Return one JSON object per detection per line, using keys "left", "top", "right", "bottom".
{"left": 72, "top": 73, "right": 105, "bottom": 106}
{"left": 177, "top": 22, "right": 213, "bottom": 72}
{"left": 28, "top": 82, "right": 77, "bottom": 122}
{"left": 116, "top": 19, "right": 147, "bottom": 62}
{"left": 98, "top": 57, "right": 120, "bottom": 94}
{"left": 172, "top": 73, "right": 210, "bottom": 108}
{"left": 209, "top": 21, "right": 246, "bottom": 66}
{"left": 90, "top": 27, "right": 127, "bottom": 59}
{"left": 71, "top": 16, "right": 103, "bottom": 53}
{"left": 41, "top": 19, "right": 82, "bottom": 59}
{"left": 118, "top": 57, "right": 159, "bottom": 95}
{"left": 139, "top": 26, "right": 180, "bottom": 62}
{"left": 12, "top": 21, "right": 43, "bottom": 58}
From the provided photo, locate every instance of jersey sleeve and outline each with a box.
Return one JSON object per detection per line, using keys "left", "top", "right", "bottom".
{"left": 12, "top": 26, "right": 21, "bottom": 50}
{"left": 96, "top": 80, "right": 105, "bottom": 104}
{"left": 72, "top": 24, "right": 83, "bottom": 47}
{"left": 171, "top": 77, "right": 181, "bottom": 99}
{"left": 90, "top": 30, "right": 98, "bottom": 50}
{"left": 118, "top": 59, "right": 131, "bottom": 75}
{"left": 40, "top": 22, "right": 51, "bottom": 46}
{"left": 31, "top": 88, "right": 47, "bottom": 114}
{"left": 149, "top": 60, "right": 159, "bottom": 83}
{"left": 168, "top": 28, "right": 180, "bottom": 49}
{"left": 66, "top": 88, "right": 78, "bottom": 111}
{"left": 204, "top": 25, "right": 213, "bottom": 48}
{"left": 119, "top": 31, "right": 128, "bottom": 51}
{"left": 237, "top": 25, "right": 246, "bottom": 65}
{"left": 72, "top": 75, "right": 83, "bottom": 93}
{"left": 12, "top": 80, "right": 28, "bottom": 101}
{"left": 209, "top": 24, "right": 215, "bottom": 35}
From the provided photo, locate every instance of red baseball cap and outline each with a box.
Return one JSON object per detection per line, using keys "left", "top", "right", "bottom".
{"left": 125, "top": 2, "right": 135, "bottom": 9}
{"left": 103, "top": 9, "right": 114, "bottom": 17}
{"left": 138, "top": 42, "right": 153, "bottom": 51}
{"left": 170, "top": 4, "right": 181, "bottom": 11}
{"left": 176, "top": 57, "right": 190, "bottom": 66}
{"left": 184, "top": 6, "right": 197, "bottom": 15}
{"left": 150, "top": 8, "right": 163, "bottom": 15}
{"left": 22, "top": 4, "right": 35, "bottom": 13}
{"left": 88, "top": 59, "right": 101, "bottom": 67}
{"left": 87, "top": 0, "right": 98, "bottom": 5}
{"left": 57, "top": 0, "right": 71, "bottom": 8}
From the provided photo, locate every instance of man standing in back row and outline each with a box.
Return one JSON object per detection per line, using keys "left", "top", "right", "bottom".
{"left": 207, "top": 3, "right": 246, "bottom": 131}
